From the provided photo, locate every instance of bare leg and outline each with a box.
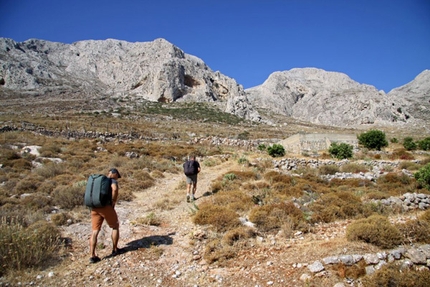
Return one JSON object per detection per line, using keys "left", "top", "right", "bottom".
{"left": 192, "top": 183, "right": 197, "bottom": 197}
{"left": 90, "top": 229, "right": 100, "bottom": 257}
{"left": 111, "top": 228, "right": 119, "bottom": 252}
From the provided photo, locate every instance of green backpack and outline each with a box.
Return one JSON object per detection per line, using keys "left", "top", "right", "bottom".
{"left": 84, "top": 174, "right": 112, "bottom": 208}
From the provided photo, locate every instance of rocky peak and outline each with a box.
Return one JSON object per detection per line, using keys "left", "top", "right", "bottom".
{"left": 0, "top": 37, "right": 261, "bottom": 122}
{"left": 245, "top": 68, "right": 417, "bottom": 127}
{"left": 388, "top": 70, "right": 430, "bottom": 121}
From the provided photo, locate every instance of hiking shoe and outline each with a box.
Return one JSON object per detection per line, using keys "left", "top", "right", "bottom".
{"left": 186, "top": 195, "right": 190, "bottom": 202}
{"left": 89, "top": 256, "right": 101, "bottom": 264}
{"left": 190, "top": 195, "right": 196, "bottom": 201}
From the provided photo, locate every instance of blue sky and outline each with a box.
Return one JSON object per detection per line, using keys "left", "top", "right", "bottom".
{"left": 1, "top": 0, "right": 429, "bottom": 92}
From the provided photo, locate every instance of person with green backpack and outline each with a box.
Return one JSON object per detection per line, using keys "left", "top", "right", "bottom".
{"left": 88, "top": 168, "right": 123, "bottom": 263}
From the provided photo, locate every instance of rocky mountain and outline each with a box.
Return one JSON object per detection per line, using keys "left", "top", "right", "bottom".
{"left": 245, "top": 68, "right": 429, "bottom": 127}
{"left": 1, "top": 37, "right": 428, "bottom": 128}
{"left": 388, "top": 70, "right": 430, "bottom": 121}
{"left": 0, "top": 38, "right": 261, "bottom": 121}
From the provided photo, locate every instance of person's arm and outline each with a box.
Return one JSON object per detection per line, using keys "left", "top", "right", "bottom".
{"left": 197, "top": 162, "right": 201, "bottom": 173}
{"left": 111, "top": 182, "right": 118, "bottom": 208}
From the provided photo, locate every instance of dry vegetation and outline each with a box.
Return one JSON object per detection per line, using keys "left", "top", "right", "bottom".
{"left": 1, "top": 102, "right": 430, "bottom": 285}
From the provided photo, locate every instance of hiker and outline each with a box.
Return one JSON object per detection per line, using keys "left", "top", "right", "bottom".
{"left": 89, "top": 168, "right": 122, "bottom": 263}
{"left": 183, "top": 155, "right": 201, "bottom": 202}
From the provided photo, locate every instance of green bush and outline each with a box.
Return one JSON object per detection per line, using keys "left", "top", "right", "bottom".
{"left": 403, "top": 137, "right": 417, "bottom": 151}
{"left": 357, "top": 130, "right": 388, "bottom": 150}
{"left": 415, "top": 163, "right": 430, "bottom": 190}
{"left": 328, "top": 142, "right": 353, "bottom": 159}
{"left": 346, "top": 215, "right": 402, "bottom": 248}
{"left": 418, "top": 137, "right": 430, "bottom": 151}
{"left": 267, "top": 144, "right": 285, "bottom": 157}
{"left": 257, "top": 144, "right": 267, "bottom": 151}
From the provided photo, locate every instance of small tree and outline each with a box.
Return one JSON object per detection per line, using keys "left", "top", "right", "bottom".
{"left": 357, "top": 130, "right": 388, "bottom": 150}
{"left": 415, "top": 163, "right": 430, "bottom": 190}
{"left": 403, "top": 137, "right": 417, "bottom": 151}
{"left": 267, "top": 144, "right": 285, "bottom": 157}
{"left": 418, "top": 137, "right": 430, "bottom": 151}
{"left": 328, "top": 142, "right": 353, "bottom": 159}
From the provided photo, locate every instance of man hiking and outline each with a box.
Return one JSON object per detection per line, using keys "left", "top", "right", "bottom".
{"left": 89, "top": 168, "right": 122, "bottom": 263}
{"left": 183, "top": 155, "right": 201, "bottom": 202}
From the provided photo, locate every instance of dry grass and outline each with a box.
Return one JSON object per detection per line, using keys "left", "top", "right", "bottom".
{"left": 346, "top": 215, "right": 403, "bottom": 248}
{"left": 1, "top": 110, "right": 430, "bottom": 283}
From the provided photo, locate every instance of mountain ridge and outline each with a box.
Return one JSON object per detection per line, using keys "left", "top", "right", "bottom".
{"left": 1, "top": 37, "right": 428, "bottom": 128}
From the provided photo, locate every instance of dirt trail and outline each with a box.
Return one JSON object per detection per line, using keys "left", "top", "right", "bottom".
{"left": 53, "top": 159, "right": 239, "bottom": 286}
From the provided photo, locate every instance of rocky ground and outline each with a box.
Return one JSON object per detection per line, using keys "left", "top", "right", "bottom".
{"left": 3, "top": 160, "right": 427, "bottom": 287}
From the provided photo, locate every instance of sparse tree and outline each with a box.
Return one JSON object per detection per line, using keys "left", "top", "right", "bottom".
{"left": 415, "top": 163, "right": 430, "bottom": 190}
{"left": 357, "top": 130, "right": 388, "bottom": 151}
{"left": 403, "top": 137, "right": 417, "bottom": 151}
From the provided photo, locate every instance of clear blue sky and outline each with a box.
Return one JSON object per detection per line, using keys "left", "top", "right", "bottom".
{"left": 1, "top": 0, "right": 429, "bottom": 92}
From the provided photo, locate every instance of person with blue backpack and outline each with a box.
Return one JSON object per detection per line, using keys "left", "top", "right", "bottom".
{"left": 183, "top": 155, "right": 201, "bottom": 202}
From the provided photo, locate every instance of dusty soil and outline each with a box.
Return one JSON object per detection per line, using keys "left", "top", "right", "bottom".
{"left": 5, "top": 160, "right": 417, "bottom": 287}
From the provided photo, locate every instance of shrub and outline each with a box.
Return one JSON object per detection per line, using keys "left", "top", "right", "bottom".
{"left": 192, "top": 203, "right": 240, "bottom": 232}
{"left": 257, "top": 144, "right": 267, "bottom": 151}
{"left": 361, "top": 262, "right": 430, "bottom": 287}
{"left": 203, "top": 238, "right": 236, "bottom": 265}
{"left": 51, "top": 212, "right": 70, "bottom": 226}
{"left": 248, "top": 202, "right": 304, "bottom": 232}
{"left": 0, "top": 218, "right": 61, "bottom": 276}
{"left": 34, "top": 162, "right": 66, "bottom": 178}
{"left": 389, "top": 148, "right": 415, "bottom": 160}
{"left": 267, "top": 144, "right": 285, "bottom": 157}
{"left": 310, "top": 191, "right": 367, "bottom": 223}
{"left": 340, "top": 163, "right": 368, "bottom": 173}
{"left": 418, "top": 137, "right": 430, "bottom": 151}
{"left": 403, "top": 137, "right": 417, "bottom": 151}
{"left": 357, "top": 130, "right": 388, "bottom": 150}
{"left": 51, "top": 185, "right": 84, "bottom": 209}
{"left": 328, "top": 142, "right": 353, "bottom": 159}
{"left": 136, "top": 212, "right": 162, "bottom": 226}
{"left": 222, "top": 226, "right": 256, "bottom": 246}
{"left": 318, "top": 164, "right": 340, "bottom": 175}
{"left": 390, "top": 137, "right": 398, "bottom": 143}
{"left": 414, "top": 163, "right": 430, "bottom": 190}
{"left": 396, "top": 219, "right": 430, "bottom": 244}
{"left": 346, "top": 215, "right": 402, "bottom": 248}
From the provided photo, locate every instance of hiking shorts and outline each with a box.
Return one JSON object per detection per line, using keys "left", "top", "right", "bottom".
{"left": 91, "top": 205, "right": 119, "bottom": 230}
{"left": 186, "top": 174, "right": 198, "bottom": 184}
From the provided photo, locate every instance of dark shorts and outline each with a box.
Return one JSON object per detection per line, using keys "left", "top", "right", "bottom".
{"left": 186, "top": 174, "right": 198, "bottom": 184}
{"left": 91, "top": 205, "right": 119, "bottom": 230}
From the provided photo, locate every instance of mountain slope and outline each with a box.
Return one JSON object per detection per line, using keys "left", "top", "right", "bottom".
{"left": 245, "top": 68, "right": 420, "bottom": 127}
{"left": 0, "top": 38, "right": 260, "bottom": 121}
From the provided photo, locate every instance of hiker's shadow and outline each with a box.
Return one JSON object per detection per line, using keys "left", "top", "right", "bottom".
{"left": 122, "top": 232, "right": 175, "bottom": 253}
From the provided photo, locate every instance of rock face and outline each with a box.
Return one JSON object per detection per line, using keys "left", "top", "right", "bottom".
{"left": 0, "top": 38, "right": 260, "bottom": 121}
{"left": 388, "top": 70, "right": 430, "bottom": 121}
{"left": 246, "top": 68, "right": 428, "bottom": 127}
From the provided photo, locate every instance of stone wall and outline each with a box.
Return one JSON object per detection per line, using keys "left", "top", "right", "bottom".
{"left": 278, "top": 133, "right": 358, "bottom": 154}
